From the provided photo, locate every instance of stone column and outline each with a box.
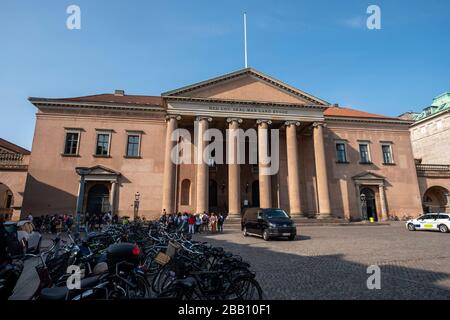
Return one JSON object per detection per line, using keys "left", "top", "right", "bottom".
{"left": 378, "top": 184, "right": 388, "bottom": 220}
{"left": 110, "top": 181, "right": 117, "bottom": 214}
{"left": 285, "top": 121, "right": 302, "bottom": 217}
{"left": 195, "top": 116, "right": 212, "bottom": 213}
{"left": 257, "top": 120, "right": 272, "bottom": 209}
{"left": 227, "top": 118, "right": 243, "bottom": 218}
{"left": 162, "top": 115, "right": 180, "bottom": 214}
{"left": 313, "top": 122, "right": 331, "bottom": 218}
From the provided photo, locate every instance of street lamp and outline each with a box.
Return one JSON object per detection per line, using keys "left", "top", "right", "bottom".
{"left": 134, "top": 192, "right": 140, "bottom": 220}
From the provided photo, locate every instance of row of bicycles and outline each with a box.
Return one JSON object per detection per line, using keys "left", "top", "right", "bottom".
{"left": 2, "top": 221, "right": 263, "bottom": 300}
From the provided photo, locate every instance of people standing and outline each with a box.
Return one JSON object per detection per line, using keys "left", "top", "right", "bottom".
{"left": 66, "top": 215, "right": 73, "bottom": 231}
{"left": 50, "top": 215, "right": 57, "bottom": 234}
{"left": 195, "top": 214, "right": 202, "bottom": 233}
{"left": 217, "top": 213, "right": 224, "bottom": 233}
{"left": 160, "top": 212, "right": 168, "bottom": 225}
{"left": 202, "top": 212, "right": 209, "bottom": 233}
{"left": 209, "top": 213, "right": 217, "bottom": 233}
{"left": 188, "top": 214, "right": 196, "bottom": 234}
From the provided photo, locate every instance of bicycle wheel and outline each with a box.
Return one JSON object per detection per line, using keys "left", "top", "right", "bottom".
{"left": 151, "top": 264, "right": 174, "bottom": 294}
{"left": 126, "top": 273, "right": 150, "bottom": 299}
{"left": 225, "top": 276, "right": 263, "bottom": 300}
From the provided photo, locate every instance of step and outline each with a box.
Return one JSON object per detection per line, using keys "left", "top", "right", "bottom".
{"left": 224, "top": 218, "right": 390, "bottom": 227}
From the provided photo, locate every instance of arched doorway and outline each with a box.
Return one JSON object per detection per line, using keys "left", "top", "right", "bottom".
{"left": 86, "top": 184, "right": 110, "bottom": 215}
{"left": 251, "top": 180, "right": 260, "bottom": 207}
{"left": 360, "top": 188, "right": 377, "bottom": 221}
{"left": 0, "top": 183, "right": 14, "bottom": 220}
{"left": 209, "top": 179, "right": 218, "bottom": 208}
{"left": 0, "top": 183, "right": 13, "bottom": 209}
{"left": 423, "top": 186, "right": 449, "bottom": 213}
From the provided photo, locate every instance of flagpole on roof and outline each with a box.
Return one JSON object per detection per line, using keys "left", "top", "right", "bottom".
{"left": 244, "top": 13, "right": 248, "bottom": 68}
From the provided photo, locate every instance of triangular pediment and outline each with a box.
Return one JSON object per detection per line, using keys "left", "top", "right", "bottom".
{"left": 76, "top": 165, "right": 121, "bottom": 176}
{"left": 352, "top": 172, "right": 385, "bottom": 181}
{"left": 162, "top": 68, "right": 329, "bottom": 106}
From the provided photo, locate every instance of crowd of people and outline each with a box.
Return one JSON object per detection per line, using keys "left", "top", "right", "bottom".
{"left": 29, "top": 211, "right": 120, "bottom": 233}
{"left": 159, "top": 210, "right": 226, "bottom": 234}
{"left": 25, "top": 210, "right": 226, "bottom": 235}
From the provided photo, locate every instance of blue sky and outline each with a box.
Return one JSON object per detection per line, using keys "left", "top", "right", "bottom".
{"left": 1, "top": 0, "right": 449, "bottom": 149}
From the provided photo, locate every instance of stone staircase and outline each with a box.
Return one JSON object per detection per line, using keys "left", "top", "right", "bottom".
{"left": 224, "top": 216, "right": 389, "bottom": 229}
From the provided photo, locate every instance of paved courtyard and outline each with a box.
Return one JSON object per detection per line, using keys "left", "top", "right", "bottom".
{"left": 195, "top": 222, "right": 450, "bottom": 299}
{"left": 10, "top": 222, "right": 450, "bottom": 300}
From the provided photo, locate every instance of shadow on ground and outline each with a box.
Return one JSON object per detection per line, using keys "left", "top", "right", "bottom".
{"left": 195, "top": 233, "right": 450, "bottom": 300}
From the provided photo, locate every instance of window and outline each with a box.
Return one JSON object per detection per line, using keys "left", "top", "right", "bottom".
{"left": 64, "top": 131, "right": 80, "bottom": 155}
{"left": 336, "top": 143, "right": 347, "bottom": 163}
{"left": 180, "top": 179, "right": 191, "bottom": 205}
{"left": 126, "top": 134, "right": 140, "bottom": 157}
{"left": 6, "top": 193, "right": 13, "bottom": 208}
{"left": 359, "top": 144, "right": 371, "bottom": 163}
{"left": 382, "top": 144, "right": 394, "bottom": 164}
{"left": 96, "top": 132, "right": 111, "bottom": 156}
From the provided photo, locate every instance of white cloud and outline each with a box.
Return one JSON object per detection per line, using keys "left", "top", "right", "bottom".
{"left": 342, "top": 16, "right": 366, "bottom": 29}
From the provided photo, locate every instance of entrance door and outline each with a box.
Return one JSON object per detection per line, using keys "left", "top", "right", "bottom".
{"left": 86, "top": 184, "right": 110, "bottom": 215}
{"left": 209, "top": 179, "right": 218, "bottom": 209}
{"left": 251, "top": 180, "right": 260, "bottom": 207}
{"left": 360, "top": 188, "right": 378, "bottom": 221}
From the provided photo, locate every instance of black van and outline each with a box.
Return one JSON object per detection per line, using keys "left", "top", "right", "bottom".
{"left": 241, "top": 208, "right": 297, "bottom": 241}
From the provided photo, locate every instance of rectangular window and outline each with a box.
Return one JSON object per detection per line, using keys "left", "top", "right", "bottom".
{"left": 382, "top": 144, "right": 394, "bottom": 164}
{"left": 336, "top": 143, "right": 347, "bottom": 163}
{"left": 96, "top": 133, "right": 111, "bottom": 156}
{"left": 359, "top": 144, "right": 370, "bottom": 163}
{"left": 64, "top": 131, "right": 80, "bottom": 155}
{"left": 126, "top": 134, "right": 140, "bottom": 157}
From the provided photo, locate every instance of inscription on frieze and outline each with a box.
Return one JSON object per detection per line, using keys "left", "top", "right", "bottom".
{"left": 208, "top": 105, "right": 288, "bottom": 115}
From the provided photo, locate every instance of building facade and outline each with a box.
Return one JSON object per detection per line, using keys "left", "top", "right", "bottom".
{"left": 21, "top": 68, "right": 423, "bottom": 221}
{"left": 403, "top": 93, "right": 450, "bottom": 213}
{"left": 0, "top": 138, "right": 30, "bottom": 220}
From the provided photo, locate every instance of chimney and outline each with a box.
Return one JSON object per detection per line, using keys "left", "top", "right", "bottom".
{"left": 114, "top": 89, "right": 125, "bottom": 96}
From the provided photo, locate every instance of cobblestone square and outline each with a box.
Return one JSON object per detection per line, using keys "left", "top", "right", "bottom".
{"left": 195, "top": 222, "right": 450, "bottom": 299}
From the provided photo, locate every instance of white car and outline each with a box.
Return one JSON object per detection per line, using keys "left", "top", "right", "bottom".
{"left": 406, "top": 213, "right": 450, "bottom": 233}
{"left": 4, "top": 220, "right": 42, "bottom": 253}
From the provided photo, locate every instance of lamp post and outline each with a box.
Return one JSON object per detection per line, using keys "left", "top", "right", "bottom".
{"left": 134, "top": 192, "right": 140, "bottom": 220}
{"left": 360, "top": 193, "right": 367, "bottom": 221}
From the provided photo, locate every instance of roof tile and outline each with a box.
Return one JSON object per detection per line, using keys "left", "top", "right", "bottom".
{"left": 324, "top": 106, "right": 399, "bottom": 120}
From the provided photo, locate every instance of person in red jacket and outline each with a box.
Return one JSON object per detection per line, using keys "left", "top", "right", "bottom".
{"left": 188, "top": 214, "right": 196, "bottom": 234}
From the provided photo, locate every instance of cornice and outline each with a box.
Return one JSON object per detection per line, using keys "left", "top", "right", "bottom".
{"left": 30, "top": 99, "right": 165, "bottom": 113}
{"left": 410, "top": 108, "right": 450, "bottom": 128}
{"left": 163, "top": 96, "right": 328, "bottom": 110}
{"left": 324, "top": 116, "right": 412, "bottom": 126}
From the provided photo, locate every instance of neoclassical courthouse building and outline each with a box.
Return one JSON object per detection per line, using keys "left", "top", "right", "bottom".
{"left": 1, "top": 68, "right": 448, "bottom": 221}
